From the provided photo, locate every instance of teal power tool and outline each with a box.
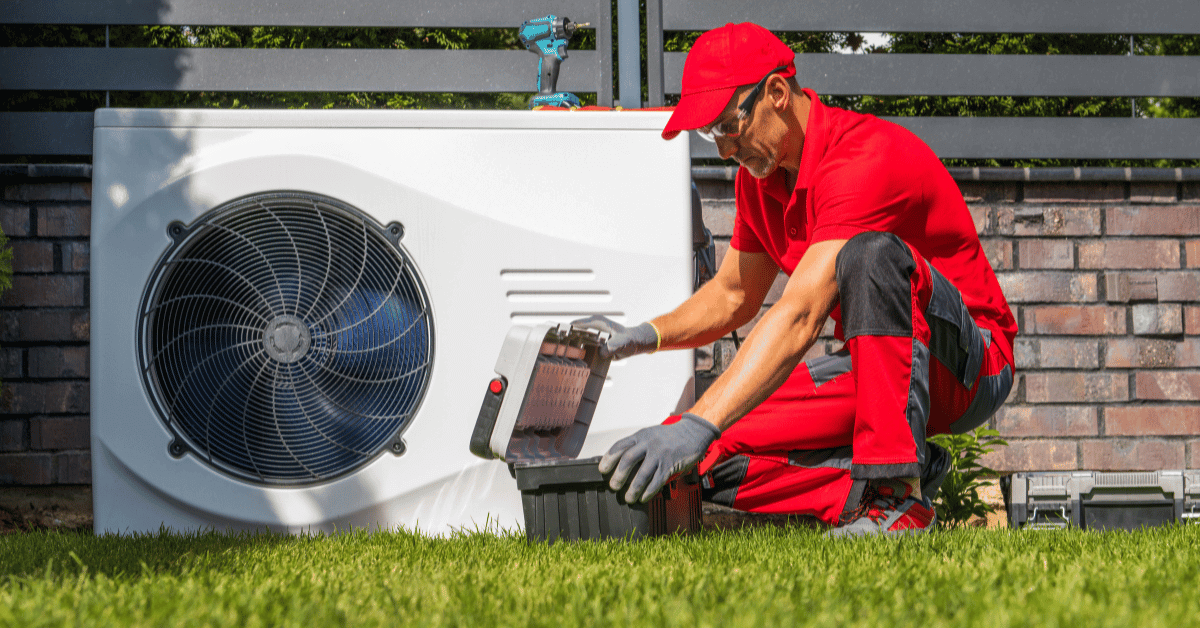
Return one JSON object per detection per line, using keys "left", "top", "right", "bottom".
{"left": 519, "top": 15, "right": 589, "bottom": 108}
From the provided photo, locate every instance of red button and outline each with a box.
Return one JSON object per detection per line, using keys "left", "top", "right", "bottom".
{"left": 488, "top": 379, "right": 504, "bottom": 394}
{"left": 788, "top": 227, "right": 798, "bottom": 237}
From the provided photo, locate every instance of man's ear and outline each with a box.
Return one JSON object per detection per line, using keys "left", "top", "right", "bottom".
{"left": 766, "top": 75, "right": 791, "bottom": 112}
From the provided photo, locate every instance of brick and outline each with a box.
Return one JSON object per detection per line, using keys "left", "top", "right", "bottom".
{"left": 62, "top": 242, "right": 90, "bottom": 272}
{"left": 981, "top": 439, "right": 1077, "bottom": 473}
{"left": 1079, "top": 439, "right": 1184, "bottom": 471}
{"left": 9, "top": 241, "right": 54, "bottom": 273}
{"left": 0, "top": 202, "right": 31, "bottom": 237}
{"left": 1155, "top": 272, "right": 1200, "bottom": 301}
{"left": 1017, "top": 240, "right": 1073, "bottom": 269}
{"left": 3, "top": 183, "right": 90, "bottom": 202}
{"left": 1185, "top": 182, "right": 1200, "bottom": 201}
{"left": 0, "top": 453, "right": 53, "bottom": 484}
{"left": 1104, "top": 272, "right": 1158, "bottom": 303}
{"left": 0, "top": 347, "right": 22, "bottom": 379}
{"left": 1078, "top": 240, "right": 1180, "bottom": 270}
{"left": 763, "top": 272, "right": 789, "bottom": 305}
{"left": 958, "top": 182, "right": 1018, "bottom": 204}
{"left": 1107, "top": 206, "right": 1200, "bottom": 236}
{"left": 0, "top": 275, "right": 86, "bottom": 307}
{"left": 1106, "top": 406, "right": 1200, "bottom": 436}
{"left": 1190, "top": 440, "right": 1200, "bottom": 469}
{"left": 1023, "top": 305, "right": 1126, "bottom": 335}
{"left": 1106, "top": 338, "right": 1200, "bottom": 368}
{"left": 28, "top": 347, "right": 89, "bottom": 378}
{"left": 1, "top": 310, "right": 90, "bottom": 343}
{"left": 714, "top": 239, "right": 730, "bottom": 268}
{"left": 1188, "top": 241, "right": 1200, "bottom": 268}
{"left": 1135, "top": 372, "right": 1200, "bottom": 401}
{"left": 1188, "top": 306, "right": 1200, "bottom": 334}
{"left": 1025, "top": 373, "right": 1128, "bottom": 403}
{"left": 801, "top": 341, "right": 842, "bottom": 362}
{"left": 6, "top": 382, "right": 89, "bottom": 414}
{"left": 695, "top": 179, "right": 734, "bottom": 201}
{"left": 702, "top": 199, "right": 736, "bottom": 238}
{"left": 980, "top": 239, "right": 1012, "bottom": 270}
{"left": 0, "top": 310, "right": 90, "bottom": 342}
{"left": 993, "top": 405, "right": 1097, "bottom": 437}
{"left": 998, "top": 206, "right": 1102, "bottom": 237}
{"left": 997, "top": 272, "right": 1096, "bottom": 303}
{"left": 1023, "top": 182, "right": 1124, "bottom": 203}
{"left": 1013, "top": 338, "right": 1099, "bottom": 369}
{"left": 968, "top": 207, "right": 989, "bottom": 235}
{"left": 0, "top": 420, "right": 27, "bottom": 452}
{"left": 1132, "top": 303, "right": 1183, "bottom": 336}
{"left": 36, "top": 204, "right": 90, "bottom": 237}
{"left": 1129, "top": 182, "right": 1177, "bottom": 204}
{"left": 30, "top": 416, "right": 90, "bottom": 451}
{"left": 695, "top": 343, "right": 714, "bottom": 371}
{"left": 53, "top": 451, "right": 91, "bottom": 484}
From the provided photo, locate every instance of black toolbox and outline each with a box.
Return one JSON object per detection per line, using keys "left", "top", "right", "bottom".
{"left": 1003, "top": 470, "right": 1200, "bottom": 530}
{"left": 469, "top": 323, "right": 701, "bottom": 542}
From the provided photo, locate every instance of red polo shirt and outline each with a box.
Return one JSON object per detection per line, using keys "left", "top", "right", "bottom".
{"left": 731, "top": 89, "right": 1017, "bottom": 365}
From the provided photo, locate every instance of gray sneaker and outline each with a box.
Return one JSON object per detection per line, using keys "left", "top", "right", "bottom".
{"left": 828, "top": 479, "right": 938, "bottom": 538}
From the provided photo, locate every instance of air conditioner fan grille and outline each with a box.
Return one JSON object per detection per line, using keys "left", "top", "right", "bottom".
{"left": 138, "top": 192, "right": 433, "bottom": 484}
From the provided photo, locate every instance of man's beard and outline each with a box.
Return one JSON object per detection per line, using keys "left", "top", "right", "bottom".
{"left": 739, "top": 152, "right": 777, "bottom": 179}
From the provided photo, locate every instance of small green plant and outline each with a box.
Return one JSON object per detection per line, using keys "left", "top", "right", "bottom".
{"left": 928, "top": 426, "right": 1008, "bottom": 528}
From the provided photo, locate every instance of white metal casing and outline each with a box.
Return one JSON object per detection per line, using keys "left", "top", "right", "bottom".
{"left": 91, "top": 108, "right": 694, "bottom": 536}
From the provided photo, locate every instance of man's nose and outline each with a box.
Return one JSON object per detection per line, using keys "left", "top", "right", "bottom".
{"left": 715, "top": 136, "right": 738, "bottom": 160}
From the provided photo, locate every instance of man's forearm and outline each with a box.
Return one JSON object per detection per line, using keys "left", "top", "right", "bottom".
{"left": 687, "top": 300, "right": 824, "bottom": 429}
{"left": 650, "top": 279, "right": 757, "bottom": 350}
{"left": 686, "top": 238, "right": 846, "bottom": 430}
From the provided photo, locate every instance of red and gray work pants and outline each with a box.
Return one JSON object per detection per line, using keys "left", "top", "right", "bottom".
{"left": 692, "top": 231, "right": 1013, "bottom": 526}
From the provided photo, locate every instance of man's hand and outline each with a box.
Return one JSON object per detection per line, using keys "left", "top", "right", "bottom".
{"left": 598, "top": 413, "right": 720, "bottom": 503}
{"left": 571, "top": 315, "right": 659, "bottom": 360}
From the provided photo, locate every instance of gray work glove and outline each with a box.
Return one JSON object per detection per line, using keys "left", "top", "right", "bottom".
{"left": 571, "top": 315, "right": 659, "bottom": 360}
{"left": 599, "top": 413, "right": 720, "bottom": 503}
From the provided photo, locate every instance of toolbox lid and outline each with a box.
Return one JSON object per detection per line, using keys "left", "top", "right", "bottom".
{"left": 469, "top": 323, "right": 611, "bottom": 464}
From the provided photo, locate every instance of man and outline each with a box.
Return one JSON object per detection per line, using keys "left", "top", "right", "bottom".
{"left": 575, "top": 23, "right": 1016, "bottom": 536}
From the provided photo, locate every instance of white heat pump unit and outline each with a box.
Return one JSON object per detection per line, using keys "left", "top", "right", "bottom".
{"left": 91, "top": 109, "right": 694, "bottom": 536}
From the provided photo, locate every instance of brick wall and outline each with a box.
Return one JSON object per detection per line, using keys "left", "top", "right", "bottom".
{"left": 0, "top": 168, "right": 92, "bottom": 485}
{"left": 694, "top": 169, "right": 1200, "bottom": 474}
{"left": 0, "top": 167, "right": 1197, "bottom": 486}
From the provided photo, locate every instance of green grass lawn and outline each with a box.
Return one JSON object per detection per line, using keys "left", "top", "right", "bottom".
{"left": 2, "top": 525, "right": 1198, "bottom": 627}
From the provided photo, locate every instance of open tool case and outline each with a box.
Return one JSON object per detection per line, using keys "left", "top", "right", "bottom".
{"left": 470, "top": 323, "right": 701, "bottom": 542}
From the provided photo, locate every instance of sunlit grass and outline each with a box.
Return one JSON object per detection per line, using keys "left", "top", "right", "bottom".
{"left": 2, "top": 524, "right": 1198, "bottom": 627}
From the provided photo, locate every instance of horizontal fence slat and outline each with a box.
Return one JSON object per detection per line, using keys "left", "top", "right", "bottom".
{"left": 664, "top": 52, "right": 1200, "bottom": 97}
{"left": 0, "top": 48, "right": 602, "bottom": 93}
{"left": 662, "top": 0, "right": 1200, "bottom": 34}
{"left": 4, "top": 0, "right": 606, "bottom": 28}
{"left": 0, "top": 113, "right": 93, "bottom": 155}
{"left": 689, "top": 118, "right": 1200, "bottom": 160}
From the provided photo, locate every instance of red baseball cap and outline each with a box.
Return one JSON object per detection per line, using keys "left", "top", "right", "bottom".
{"left": 662, "top": 23, "right": 796, "bottom": 140}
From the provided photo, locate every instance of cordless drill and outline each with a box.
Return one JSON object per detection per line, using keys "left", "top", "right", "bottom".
{"left": 518, "top": 15, "right": 589, "bottom": 108}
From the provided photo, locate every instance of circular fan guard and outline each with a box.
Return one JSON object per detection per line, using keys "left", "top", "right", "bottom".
{"left": 139, "top": 192, "right": 434, "bottom": 485}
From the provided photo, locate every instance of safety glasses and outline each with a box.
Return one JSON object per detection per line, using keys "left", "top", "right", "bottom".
{"left": 696, "top": 65, "right": 790, "bottom": 143}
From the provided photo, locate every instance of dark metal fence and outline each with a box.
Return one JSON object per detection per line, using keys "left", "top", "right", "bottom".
{"left": 646, "top": 0, "right": 1200, "bottom": 159}
{"left": 1, "top": 0, "right": 614, "bottom": 155}
{"left": 3, "top": 0, "right": 1199, "bottom": 160}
